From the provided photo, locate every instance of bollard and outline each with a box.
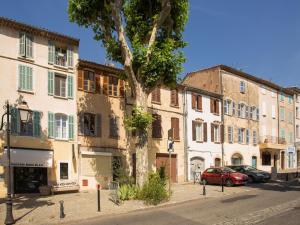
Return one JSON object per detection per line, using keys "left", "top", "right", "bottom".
{"left": 286, "top": 173, "right": 289, "bottom": 181}
{"left": 59, "top": 200, "right": 65, "bottom": 219}
{"left": 97, "top": 184, "right": 101, "bottom": 212}
{"left": 221, "top": 175, "right": 224, "bottom": 192}
{"left": 203, "top": 182, "right": 206, "bottom": 196}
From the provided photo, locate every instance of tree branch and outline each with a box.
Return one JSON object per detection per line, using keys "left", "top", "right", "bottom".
{"left": 111, "top": 0, "right": 138, "bottom": 97}
{"left": 146, "top": 0, "right": 171, "bottom": 61}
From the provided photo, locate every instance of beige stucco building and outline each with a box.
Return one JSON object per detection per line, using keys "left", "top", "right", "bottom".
{"left": 76, "top": 60, "right": 127, "bottom": 189}
{"left": 0, "top": 17, "right": 79, "bottom": 197}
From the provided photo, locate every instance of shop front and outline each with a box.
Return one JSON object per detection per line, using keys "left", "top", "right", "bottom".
{"left": 0, "top": 148, "right": 53, "bottom": 194}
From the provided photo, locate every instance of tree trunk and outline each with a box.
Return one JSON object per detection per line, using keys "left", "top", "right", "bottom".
{"left": 135, "top": 85, "right": 149, "bottom": 187}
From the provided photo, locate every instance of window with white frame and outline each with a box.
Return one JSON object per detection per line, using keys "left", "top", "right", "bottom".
{"left": 54, "top": 74, "right": 67, "bottom": 97}
{"left": 240, "top": 81, "right": 245, "bottom": 93}
{"left": 232, "top": 101, "right": 236, "bottom": 116}
{"left": 246, "top": 129, "right": 250, "bottom": 144}
{"left": 55, "top": 114, "right": 68, "bottom": 139}
{"left": 238, "top": 128, "right": 245, "bottom": 144}
{"left": 224, "top": 99, "right": 232, "bottom": 115}
{"left": 228, "top": 126, "right": 233, "bottom": 143}
{"left": 214, "top": 124, "right": 220, "bottom": 143}
{"left": 19, "top": 33, "right": 33, "bottom": 59}
{"left": 55, "top": 47, "right": 67, "bottom": 67}
{"left": 239, "top": 103, "right": 246, "bottom": 118}
{"left": 195, "top": 122, "right": 203, "bottom": 142}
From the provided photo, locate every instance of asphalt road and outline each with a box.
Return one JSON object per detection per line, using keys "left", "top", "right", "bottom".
{"left": 68, "top": 181, "right": 300, "bottom": 225}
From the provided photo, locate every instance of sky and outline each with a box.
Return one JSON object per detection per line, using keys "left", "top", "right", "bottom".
{"left": 0, "top": 0, "right": 299, "bottom": 87}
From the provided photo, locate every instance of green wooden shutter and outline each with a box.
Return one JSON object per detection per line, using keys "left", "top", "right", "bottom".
{"left": 18, "top": 65, "right": 24, "bottom": 90}
{"left": 67, "top": 75, "right": 73, "bottom": 98}
{"left": 19, "top": 33, "right": 25, "bottom": 56}
{"left": 67, "top": 47, "right": 73, "bottom": 67}
{"left": 48, "top": 112, "right": 54, "bottom": 138}
{"left": 68, "top": 115, "right": 74, "bottom": 140}
{"left": 10, "top": 107, "right": 19, "bottom": 135}
{"left": 26, "top": 35, "right": 33, "bottom": 58}
{"left": 48, "top": 41, "right": 55, "bottom": 64}
{"left": 27, "top": 66, "right": 33, "bottom": 91}
{"left": 48, "top": 71, "right": 54, "bottom": 95}
{"left": 33, "top": 111, "right": 41, "bottom": 137}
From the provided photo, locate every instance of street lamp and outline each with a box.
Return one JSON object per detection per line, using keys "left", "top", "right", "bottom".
{"left": 1, "top": 100, "right": 29, "bottom": 225}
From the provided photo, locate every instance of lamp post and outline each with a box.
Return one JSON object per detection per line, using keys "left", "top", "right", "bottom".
{"left": 1, "top": 100, "right": 29, "bottom": 225}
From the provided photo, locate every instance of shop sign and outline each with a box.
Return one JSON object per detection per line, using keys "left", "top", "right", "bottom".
{"left": 287, "top": 146, "right": 295, "bottom": 153}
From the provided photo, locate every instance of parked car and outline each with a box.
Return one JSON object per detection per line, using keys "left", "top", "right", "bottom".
{"left": 201, "top": 167, "right": 248, "bottom": 187}
{"left": 227, "top": 165, "right": 271, "bottom": 183}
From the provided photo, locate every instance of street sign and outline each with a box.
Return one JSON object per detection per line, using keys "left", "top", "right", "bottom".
{"left": 167, "top": 140, "right": 174, "bottom": 152}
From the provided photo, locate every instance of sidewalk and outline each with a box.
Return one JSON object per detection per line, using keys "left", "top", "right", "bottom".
{"left": 0, "top": 183, "right": 249, "bottom": 225}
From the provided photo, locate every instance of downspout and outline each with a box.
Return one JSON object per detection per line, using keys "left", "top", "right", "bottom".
{"left": 183, "top": 86, "right": 188, "bottom": 181}
{"left": 219, "top": 68, "right": 225, "bottom": 166}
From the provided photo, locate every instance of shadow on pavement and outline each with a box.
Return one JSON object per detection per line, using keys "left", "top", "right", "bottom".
{"left": 244, "top": 180, "right": 300, "bottom": 193}
{"left": 221, "top": 194, "right": 257, "bottom": 203}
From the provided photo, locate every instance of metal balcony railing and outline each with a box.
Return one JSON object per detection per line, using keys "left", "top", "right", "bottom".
{"left": 259, "top": 135, "right": 286, "bottom": 145}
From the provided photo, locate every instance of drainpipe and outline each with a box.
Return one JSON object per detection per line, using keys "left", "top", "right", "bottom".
{"left": 219, "top": 68, "right": 225, "bottom": 166}
{"left": 183, "top": 86, "right": 188, "bottom": 181}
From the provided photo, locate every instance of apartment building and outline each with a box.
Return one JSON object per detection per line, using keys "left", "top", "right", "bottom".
{"left": 183, "top": 86, "right": 222, "bottom": 181}
{"left": 76, "top": 60, "right": 127, "bottom": 189}
{"left": 182, "top": 65, "right": 298, "bottom": 172}
{"left": 126, "top": 85, "right": 185, "bottom": 183}
{"left": 0, "top": 17, "right": 79, "bottom": 197}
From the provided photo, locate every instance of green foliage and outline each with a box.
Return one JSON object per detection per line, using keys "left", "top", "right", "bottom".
{"left": 114, "top": 167, "right": 136, "bottom": 186}
{"left": 124, "top": 105, "right": 153, "bottom": 133}
{"left": 68, "top": 0, "right": 189, "bottom": 90}
{"left": 139, "top": 172, "right": 168, "bottom": 205}
{"left": 118, "top": 184, "right": 140, "bottom": 201}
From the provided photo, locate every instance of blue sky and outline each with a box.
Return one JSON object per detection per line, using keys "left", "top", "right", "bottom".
{"left": 0, "top": 0, "right": 299, "bottom": 87}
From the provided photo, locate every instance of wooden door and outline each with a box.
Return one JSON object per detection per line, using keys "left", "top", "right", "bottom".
{"left": 156, "top": 153, "right": 177, "bottom": 183}
{"left": 281, "top": 151, "right": 285, "bottom": 170}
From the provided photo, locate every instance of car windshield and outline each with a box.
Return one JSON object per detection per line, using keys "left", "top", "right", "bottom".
{"left": 243, "top": 166, "right": 256, "bottom": 171}
{"left": 222, "top": 167, "right": 236, "bottom": 173}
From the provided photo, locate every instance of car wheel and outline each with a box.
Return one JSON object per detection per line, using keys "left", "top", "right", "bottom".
{"left": 225, "top": 179, "right": 233, "bottom": 187}
{"left": 202, "top": 179, "right": 208, "bottom": 185}
{"left": 248, "top": 176, "right": 254, "bottom": 183}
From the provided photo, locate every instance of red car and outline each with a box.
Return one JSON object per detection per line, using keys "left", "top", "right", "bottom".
{"left": 201, "top": 167, "right": 248, "bottom": 186}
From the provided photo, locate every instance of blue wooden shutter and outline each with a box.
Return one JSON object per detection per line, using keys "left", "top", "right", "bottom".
{"left": 48, "top": 41, "right": 55, "bottom": 64}
{"left": 33, "top": 111, "right": 41, "bottom": 137}
{"left": 48, "top": 112, "right": 54, "bottom": 138}
{"left": 67, "top": 47, "right": 73, "bottom": 67}
{"left": 67, "top": 75, "right": 73, "bottom": 98}
{"left": 48, "top": 71, "right": 54, "bottom": 95}
{"left": 68, "top": 115, "right": 74, "bottom": 140}
{"left": 10, "top": 107, "right": 19, "bottom": 135}
{"left": 19, "top": 33, "right": 25, "bottom": 56}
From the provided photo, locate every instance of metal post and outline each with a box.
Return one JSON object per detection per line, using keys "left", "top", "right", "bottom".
{"left": 59, "top": 200, "right": 65, "bottom": 218}
{"left": 169, "top": 151, "right": 171, "bottom": 197}
{"left": 203, "top": 182, "right": 206, "bottom": 196}
{"left": 97, "top": 184, "right": 101, "bottom": 212}
{"left": 221, "top": 175, "right": 224, "bottom": 192}
{"left": 4, "top": 101, "right": 14, "bottom": 225}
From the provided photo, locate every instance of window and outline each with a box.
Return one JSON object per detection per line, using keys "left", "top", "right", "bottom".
{"left": 60, "top": 162, "right": 69, "bottom": 180}
{"left": 18, "top": 65, "right": 33, "bottom": 91}
{"left": 297, "top": 125, "right": 299, "bottom": 138}
{"left": 228, "top": 126, "right": 233, "bottom": 143}
{"left": 193, "top": 121, "right": 206, "bottom": 142}
{"left": 280, "top": 107, "right": 285, "bottom": 121}
{"left": 151, "top": 87, "right": 161, "bottom": 103}
{"left": 55, "top": 47, "right": 67, "bottom": 67}
{"left": 232, "top": 101, "right": 236, "bottom": 116}
{"left": 211, "top": 124, "right": 220, "bottom": 143}
{"left": 192, "top": 94, "right": 202, "bottom": 111}
{"left": 55, "top": 114, "right": 68, "bottom": 139}
{"left": 238, "top": 128, "right": 245, "bottom": 144}
{"left": 280, "top": 93, "right": 285, "bottom": 102}
{"left": 262, "top": 152, "right": 271, "bottom": 166}
{"left": 240, "top": 81, "right": 245, "bottom": 93}
{"left": 171, "top": 117, "right": 180, "bottom": 140}
{"left": 20, "top": 111, "right": 33, "bottom": 136}
{"left": 109, "top": 76, "right": 119, "bottom": 96}
{"left": 246, "top": 129, "right": 250, "bottom": 145}
{"left": 170, "top": 89, "right": 179, "bottom": 106}
{"left": 250, "top": 106, "right": 257, "bottom": 120}
{"left": 253, "top": 130, "right": 257, "bottom": 145}
{"left": 110, "top": 116, "right": 120, "bottom": 138}
{"left": 152, "top": 114, "right": 162, "bottom": 138}
{"left": 280, "top": 128, "right": 285, "bottom": 143}
{"left": 210, "top": 98, "right": 220, "bottom": 114}
{"left": 245, "top": 106, "right": 249, "bottom": 119}
{"left": 256, "top": 108, "right": 260, "bottom": 120}
{"left": 224, "top": 99, "right": 232, "bottom": 115}
{"left": 238, "top": 103, "right": 246, "bottom": 118}
{"left": 84, "top": 70, "right": 95, "bottom": 92}
{"left": 84, "top": 113, "right": 95, "bottom": 136}
{"left": 54, "top": 74, "right": 66, "bottom": 97}
{"left": 19, "top": 33, "right": 33, "bottom": 58}
{"left": 288, "top": 111, "right": 293, "bottom": 124}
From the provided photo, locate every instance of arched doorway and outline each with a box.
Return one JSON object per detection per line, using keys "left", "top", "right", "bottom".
{"left": 252, "top": 156, "right": 257, "bottom": 168}
{"left": 231, "top": 153, "right": 243, "bottom": 165}
{"left": 215, "top": 158, "right": 221, "bottom": 167}
{"left": 281, "top": 151, "right": 285, "bottom": 170}
{"left": 190, "top": 157, "right": 205, "bottom": 181}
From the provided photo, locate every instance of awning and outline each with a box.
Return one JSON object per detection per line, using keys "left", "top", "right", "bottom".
{"left": 0, "top": 148, "right": 53, "bottom": 168}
